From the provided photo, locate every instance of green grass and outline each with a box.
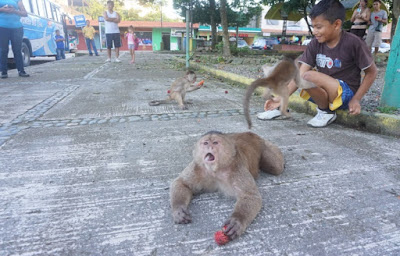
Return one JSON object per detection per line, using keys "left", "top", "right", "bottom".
{"left": 377, "top": 106, "right": 398, "bottom": 114}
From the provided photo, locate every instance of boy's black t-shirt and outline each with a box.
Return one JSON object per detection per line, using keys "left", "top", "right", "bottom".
{"left": 298, "top": 31, "right": 374, "bottom": 93}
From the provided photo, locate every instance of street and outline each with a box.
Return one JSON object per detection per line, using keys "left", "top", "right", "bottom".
{"left": 0, "top": 52, "right": 399, "bottom": 255}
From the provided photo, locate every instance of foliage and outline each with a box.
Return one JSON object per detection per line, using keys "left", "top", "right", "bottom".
{"left": 228, "top": 0, "right": 263, "bottom": 27}
{"left": 377, "top": 106, "right": 398, "bottom": 114}
{"left": 75, "top": 0, "right": 180, "bottom": 22}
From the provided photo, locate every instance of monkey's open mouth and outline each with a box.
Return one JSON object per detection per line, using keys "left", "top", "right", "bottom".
{"left": 204, "top": 153, "right": 215, "bottom": 162}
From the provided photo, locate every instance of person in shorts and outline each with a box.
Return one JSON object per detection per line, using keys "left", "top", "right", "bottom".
{"left": 365, "top": 0, "right": 388, "bottom": 56}
{"left": 257, "top": 0, "right": 377, "bottom": 128}
{"left": 125, "top": 25, "right": 136, "bottom": 64}
{"left": 104, "top": 1, "right": 121, "bottom": 63}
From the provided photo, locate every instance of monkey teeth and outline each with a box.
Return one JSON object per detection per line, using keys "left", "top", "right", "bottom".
{"left": 205, "top": 153, "right": 215, "bottom": 162}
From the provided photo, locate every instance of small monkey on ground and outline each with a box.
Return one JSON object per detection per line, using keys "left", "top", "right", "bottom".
{"left": 170, "top": 131, "right": 284, "bottom": 241}
{"left": 244, "top": 58, "right": 316, "bottom": 129}
{"left": 149, "top": 70, "right": 202, "bottom": 109}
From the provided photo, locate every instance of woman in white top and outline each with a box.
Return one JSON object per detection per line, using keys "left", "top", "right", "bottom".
{"left": 104, "top": 1, "right": 121, "bottom": 62}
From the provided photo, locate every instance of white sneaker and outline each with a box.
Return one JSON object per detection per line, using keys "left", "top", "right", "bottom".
{"left": 115, "top": 58, "right": 121, "bottom": 63}
{"left": 257, "top": 109, "right": 282, "bottom": 120}
{"left": 105, "top": 58, "right": 111, "bottom": 63}
{"left": 307, "top": 108, "right": 337, "bottom": 128}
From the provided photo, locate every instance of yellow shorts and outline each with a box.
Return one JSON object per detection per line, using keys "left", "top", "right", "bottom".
{"left": 300, "top": 80, "right": 354, "bottom": 111}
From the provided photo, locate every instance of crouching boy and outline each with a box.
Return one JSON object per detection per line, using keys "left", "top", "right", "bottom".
{"left": 257, "top": 0, "right": 377, "bottom": 128}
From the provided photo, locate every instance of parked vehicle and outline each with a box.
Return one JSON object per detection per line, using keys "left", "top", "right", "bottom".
{"left": 237, "top": 39, "right": 249, "bottom": 48}
{"left": 376, "top": 42, "right": 390, "bottom": 53}
{"left": 7, "top": 0, "right": 70, "bottom": 66}
{"left": 251, "top": 37, "right": 279, "bottom": 50}
{"left": 302, "top": 39, "right": 311, "bottom": 46}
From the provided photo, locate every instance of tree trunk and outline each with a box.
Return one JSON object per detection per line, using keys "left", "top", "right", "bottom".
{"left": 209, "top": 0, "right": 217, "bottom": 49}
{"left": 236, "top": 24, "right": 239, "bottom": 47}
{"left": 392, "top": 0, "right": 399, "bottom": 40}
{"left": 219, "top": 0, "right": 231, "bottom": 57}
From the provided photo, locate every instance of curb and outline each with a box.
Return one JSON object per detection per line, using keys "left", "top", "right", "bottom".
{"left": 176, "top": 58, "right": 400, "bottom": 138}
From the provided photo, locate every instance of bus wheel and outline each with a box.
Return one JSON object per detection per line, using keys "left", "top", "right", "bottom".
{"left": 21, "top": 42, "right": 31, "bottom": 67}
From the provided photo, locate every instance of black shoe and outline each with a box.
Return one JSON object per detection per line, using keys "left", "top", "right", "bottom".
{"left": 1, "top": 72, "right": 7, "bottom": 79}
{"left": 89, "top": 54, "right": 93, "bottom": 56}
{"left": 19, "top": 71, "right": 30, "bottom": 77}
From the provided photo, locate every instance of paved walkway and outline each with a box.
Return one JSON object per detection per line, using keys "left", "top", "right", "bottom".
{"left": 0, "top": 52, "right": 399, "bottom": 255}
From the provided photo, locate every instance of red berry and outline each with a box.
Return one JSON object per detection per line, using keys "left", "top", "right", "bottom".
{"left": 167, "top": 90, "right": 170, "bottom": 93}
{"left": 214, "top": 230, "right": 230, "bottom": 245}
{"left": 225, "top": 91, "right": 228, "bottom": 94}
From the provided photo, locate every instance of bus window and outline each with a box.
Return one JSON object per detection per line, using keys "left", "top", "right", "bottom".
{"left": 36, "top": 0, "right": 46, "bottom": 17}
{"left": 22, "top": 0, "right": 31, "bottom": 13}
{"left": 31, "top": 0, "right": 39, "bottom": 15}
{"left": 52, "top": 4, "right": 60, "bottom": 22}
{"left": 45, "top": 0, "right": 53, "bottom": 20}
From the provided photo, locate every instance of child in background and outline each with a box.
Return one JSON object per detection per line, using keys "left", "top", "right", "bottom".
{"left": 125, "top": 25, "right": 136, "bottom": 64}
{"left": 54, "top": 30, "right": 65, "bottom": 60}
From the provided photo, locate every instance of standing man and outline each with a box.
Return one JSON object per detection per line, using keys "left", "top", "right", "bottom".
{"left": 104, "top": 1, "right": 121, "bottom": 63}
{"left": 365, "top": 0, "right": 388, "bottom": 56}
{"left": 82, "top": 20, "right": 99, "bottom": 56}
{"left": 0, "top": 0, "right": 30, "bottom": 78}
{"left": 54, "top": 29, "right": 65, "bottom": 60}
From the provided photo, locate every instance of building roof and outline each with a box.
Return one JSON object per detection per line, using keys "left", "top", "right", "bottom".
{"left": 67, "top": 19, "right": 199, "bottom": 29}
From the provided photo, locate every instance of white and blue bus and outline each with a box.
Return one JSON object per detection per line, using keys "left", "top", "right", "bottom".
{"left": 8, "top": 0, "right": 71, "bottom": 66}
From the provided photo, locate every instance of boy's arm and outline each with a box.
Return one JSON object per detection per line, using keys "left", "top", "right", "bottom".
{"left": 348, "top": 63, "right": 378, "bottom": 115}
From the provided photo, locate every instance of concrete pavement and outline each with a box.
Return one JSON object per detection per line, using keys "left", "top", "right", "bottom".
{"left": 0, "top": 52, "right": 399, "bottom": 255}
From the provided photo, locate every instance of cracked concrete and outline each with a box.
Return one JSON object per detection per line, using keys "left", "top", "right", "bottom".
{"left": 0, "top": 52, "right": 399, "bottom": 255}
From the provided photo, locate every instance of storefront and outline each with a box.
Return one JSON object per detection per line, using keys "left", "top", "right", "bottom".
{"left": 67, "top": 20, "right": 199, "bottom": 52}
{"left": 198, "top": 25, "right": 262, "bottom": 45}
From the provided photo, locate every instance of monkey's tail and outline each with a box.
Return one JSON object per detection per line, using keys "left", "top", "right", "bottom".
{"left": 244, "top": 78, "right": 270, "bottom": 129}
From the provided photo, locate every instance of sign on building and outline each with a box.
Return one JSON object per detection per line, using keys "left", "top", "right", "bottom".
{"left": 74, "top": 15, "right": 86, "bottom": 28}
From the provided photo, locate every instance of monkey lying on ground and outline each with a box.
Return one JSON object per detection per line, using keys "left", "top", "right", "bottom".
{"left": 243, "top": 58, "right": 316, "bottom": 129}
{"left": 149, "top": 70, "right": 202, "bottom": 110}
{"left": 170, "top": 131, "right": 284, "bottom": 241}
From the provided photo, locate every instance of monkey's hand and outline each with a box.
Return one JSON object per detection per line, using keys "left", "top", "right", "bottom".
{"left": 179, "top": 105, "right": 188, "bottom": 110}
{"left": 172, "top": 206, "right": 192, "bottom": 224}
{"left": 264, "top": 96, "right": 281, "bottom": 111}
{"left": 223, "top": 217, "right": 245, "bottom": 240}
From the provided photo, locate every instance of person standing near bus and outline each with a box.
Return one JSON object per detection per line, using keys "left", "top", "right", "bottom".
{"left": 104, "top": 1, "right": 121, "bottom": 63}
{"left": 54, "top": 29, "right": 65, "bottom": 60}
{"left": 0, "top": 0, "right": 30, "bottom": 78}
{"left": 82, "top": 20, "right": 99, "bottom": 56}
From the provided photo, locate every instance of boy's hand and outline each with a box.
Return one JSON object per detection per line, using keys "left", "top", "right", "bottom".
{"left": 264, "top": 97, "right": 281, "bottom": 111}
{"left": 348, "top": 98, "right": 361, "bottom": 115}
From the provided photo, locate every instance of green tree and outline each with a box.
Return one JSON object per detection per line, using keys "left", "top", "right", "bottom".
{"left": 220, "top": 0, "right": 231, "bottom": 57}
{"left": 172, "top": 0, "right": 220, "bottom": 49}
{"left": 228, "top": 0, "right": 262, "bottom": 46}
{"left": 263, "top": 0, "right": 316, "bottom": 35}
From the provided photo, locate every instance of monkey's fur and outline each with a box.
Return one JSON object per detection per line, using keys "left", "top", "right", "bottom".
{"left": 244, "top": 58, "right": 316, "bottom": 129}
{"left": 170, "top": 131, "right": 284, "bottom": 240}
{"left": 149, "top": 70, "right": 201, "bottom": 110}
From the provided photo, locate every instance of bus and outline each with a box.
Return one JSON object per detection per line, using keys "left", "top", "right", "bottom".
{"left": 8, "top": 0, "right": 71, "bottom": 66}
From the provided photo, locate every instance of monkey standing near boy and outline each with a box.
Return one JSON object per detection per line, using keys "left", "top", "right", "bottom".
{"left": 257, "top": 0, "right": 377, "bottom": 128}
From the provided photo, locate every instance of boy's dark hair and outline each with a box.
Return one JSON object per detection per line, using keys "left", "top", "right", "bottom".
{"left": 107, "top": 1, "right": 114, "bottom": 5}
{"left": 309, "top": 0, "right": 345, "bottom": 23}
{"left": 129, "top": 25, "right": 134, "bottom": 29}
{"left": 373, "top": 0, "right": 381, "bottom": 3}
{"left": 55, "top": 29, "right": 60, "bottom": 33}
